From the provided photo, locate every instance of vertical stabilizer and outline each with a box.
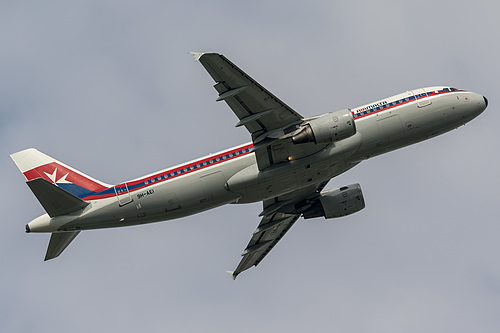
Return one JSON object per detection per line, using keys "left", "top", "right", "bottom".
{"left": 11, "top": 148, "right": 111, "bottom": 199}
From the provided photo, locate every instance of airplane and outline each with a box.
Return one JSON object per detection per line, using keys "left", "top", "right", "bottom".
{"left": 11, "top": 52, "right": 488, "bottom": 279}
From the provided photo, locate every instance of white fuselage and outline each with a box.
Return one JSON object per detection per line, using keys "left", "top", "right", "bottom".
{"left": 27, "top": 87, "right": 486, "bottom": 233}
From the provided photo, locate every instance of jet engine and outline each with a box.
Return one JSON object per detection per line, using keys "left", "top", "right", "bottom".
{"left": 303, "top": 183, "right": 365, "bottom": 219}
{"left": 291, "top": 109, "right": 356, "bottom": 144}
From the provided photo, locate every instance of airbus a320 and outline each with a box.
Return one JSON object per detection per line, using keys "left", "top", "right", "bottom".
{"left": 11, "top": 53, "right": 488, "bottom": 279}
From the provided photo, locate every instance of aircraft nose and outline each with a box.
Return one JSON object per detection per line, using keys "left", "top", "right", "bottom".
{"left": 483, "top": 96, "right": 488, "bottom": 108}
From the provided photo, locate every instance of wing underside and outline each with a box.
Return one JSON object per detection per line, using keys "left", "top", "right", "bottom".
{"left": 229, "top": 212, "right": 300, "bottom": 279}
{"left": 193, "top": 52, "right": 326, "bottom": 170}
{"left": 229, "top": 182, "right": 329, "bottom": 279}
{"left": 194, "top": 52, "right": 303, "bottom": 134}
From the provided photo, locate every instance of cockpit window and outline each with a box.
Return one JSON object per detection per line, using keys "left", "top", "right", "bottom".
{"left": 443, "top": 88, "right": 450, "bottom": 92}
{"left": 450, "top": 87, "right": 458, "bottom": 91}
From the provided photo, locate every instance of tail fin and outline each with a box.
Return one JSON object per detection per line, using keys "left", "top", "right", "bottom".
{"left": 11, "top": 148, "right": 111, "bottom": 199}
{"left": 12, "top": 149, "right": 105, "bottom": 261}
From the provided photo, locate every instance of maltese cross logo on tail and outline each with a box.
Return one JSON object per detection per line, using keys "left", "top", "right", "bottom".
{"left": 44, "top": 168, "right": 71, "bottom": 184}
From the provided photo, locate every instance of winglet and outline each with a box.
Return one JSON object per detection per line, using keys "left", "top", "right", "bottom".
{"left": 225, "top": 271, "right": 238, "bottom": 280}
{"left": 189, "top": 52, "right": 204, "bottom": 61}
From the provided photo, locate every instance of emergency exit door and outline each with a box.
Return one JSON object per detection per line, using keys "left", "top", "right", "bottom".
{"left": 412, "top": 88, "right": 432, "bottom": 108}
{"left": 114, "top": 183, "right": 133, "bottom": 206}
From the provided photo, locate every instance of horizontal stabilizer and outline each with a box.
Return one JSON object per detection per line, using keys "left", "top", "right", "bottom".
{"left": 27, "top": 178, "right": 89, "bottom": 217}
{"left": 45, "top": 231, "right": 80, "bottom": 261}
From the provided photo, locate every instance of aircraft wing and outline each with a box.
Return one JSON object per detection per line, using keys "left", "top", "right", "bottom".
{"left": 193, "top": 52, "right": 326, "bottom": 170}
{"left": 228, "top": 181, "right": 328, "bottom": 279}
{"left": 192, "top": 52, "right": 303, "bottom": 133}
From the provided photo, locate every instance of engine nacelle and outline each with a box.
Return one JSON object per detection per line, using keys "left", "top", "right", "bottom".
{"left": 303, "top": 183, "right": 365, "bottom": 219}
{"left": 291, "top": 109, "right": 356, "bottom": 144}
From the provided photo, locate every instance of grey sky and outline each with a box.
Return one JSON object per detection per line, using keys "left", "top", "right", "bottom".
{"left": 2, "top": 1, "right": 499, "bottom": 332}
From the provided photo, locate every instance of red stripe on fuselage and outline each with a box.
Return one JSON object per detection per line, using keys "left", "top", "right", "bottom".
{"left": 82, "top": 143, "right": 254, "bottom": 201}
{"left": 353, "top": 90, "right": 459, "bottom": 120}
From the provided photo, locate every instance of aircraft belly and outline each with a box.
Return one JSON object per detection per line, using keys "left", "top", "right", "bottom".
{"left": 227, "top": 141, "right": 361, "bottom": 203}
{"left": 232, "top": 159, "right": 357, "bottom": 204}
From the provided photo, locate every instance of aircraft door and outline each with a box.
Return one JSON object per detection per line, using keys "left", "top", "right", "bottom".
{"left": 377, "top": 114, "right": 405, "bottom": 145}
{"left": 412, "top": 88, "right": 432, "bottom": 108}
{"left": 200, "top": 171, "right": 228, "bottom": 202}
{"left": 114, "top": 183, "right": 133, "bottom": 206}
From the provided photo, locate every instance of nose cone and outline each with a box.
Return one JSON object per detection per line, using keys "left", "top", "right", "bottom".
{"left": 473, "top": 93, "right": 488, "bottom": 116}
{"left": 461, "top": 93, "right": 487, "bottom": 123}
